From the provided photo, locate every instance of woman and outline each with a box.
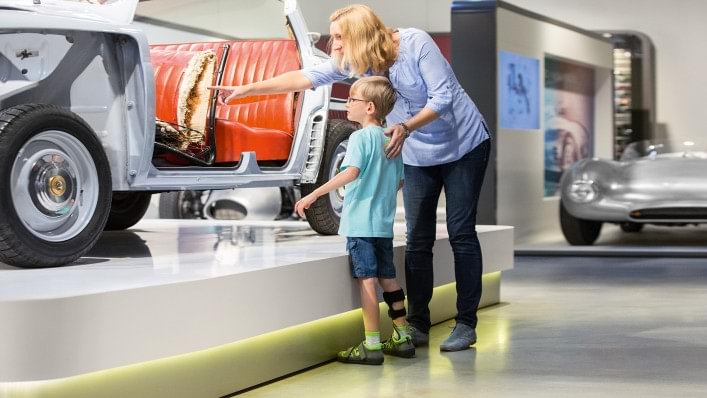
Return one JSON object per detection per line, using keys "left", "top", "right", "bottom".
{"left": 211, "top": 4, "right": 490, "bottom": 352}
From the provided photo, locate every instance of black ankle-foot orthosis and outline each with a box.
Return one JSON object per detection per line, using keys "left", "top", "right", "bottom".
{"left": 383, "top": 289, "right": 406, "bottom": 319}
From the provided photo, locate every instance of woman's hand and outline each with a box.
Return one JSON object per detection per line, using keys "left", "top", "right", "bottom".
{"left": 208, "top": 85, "right": 250, "bottom": 105}
{"left": 294, "top": 193, "right": 319, "bottom": 218}
{"left": 384, "top": 123, "right": 407, "bottom": 159}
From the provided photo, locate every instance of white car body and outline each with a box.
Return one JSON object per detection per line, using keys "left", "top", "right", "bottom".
{"left": 0, "top": 0, "right": 350, "bottom": 267}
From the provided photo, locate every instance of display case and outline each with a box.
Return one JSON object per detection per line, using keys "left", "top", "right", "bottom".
{"left": 613, "top": 47, "right": 632, "bottom": 156}
{"left": 600, "top": 31, "right": 656, "bottom": 159}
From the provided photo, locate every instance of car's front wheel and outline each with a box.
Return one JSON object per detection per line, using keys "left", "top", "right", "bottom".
{"left": 0, "top": 104, "right": 112, "bottom": 267}
{"left": 560, "top": 201, "right": 602, "bottom": 245}
{"left": 300, "top": 119, "right": 357, "bottom": 235}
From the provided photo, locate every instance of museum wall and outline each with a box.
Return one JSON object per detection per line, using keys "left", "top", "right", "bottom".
{"left": 494, "top": 8, "right": 613, "bottom": 241}
{"left": 299, "top": 0, "right": 452, "bottom": 34}
{"left": 504, "top": 0, "right": 706, "bottom": 152}
{"left": 134, "top": 0, "right": 289, "bottom": 43}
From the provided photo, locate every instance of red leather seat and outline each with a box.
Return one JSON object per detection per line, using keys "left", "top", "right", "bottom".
{"left": 150, "top": 40, "right": 301, "bottom": 163}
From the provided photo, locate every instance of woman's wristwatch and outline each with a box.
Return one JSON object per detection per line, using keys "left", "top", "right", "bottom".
{"left": 397, "top": 122, "right": 411, "bottom": 138}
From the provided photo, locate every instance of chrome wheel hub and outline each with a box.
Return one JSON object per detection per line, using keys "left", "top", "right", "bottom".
{"left": 11, "top": 131, "right": 99, "bottom": 242}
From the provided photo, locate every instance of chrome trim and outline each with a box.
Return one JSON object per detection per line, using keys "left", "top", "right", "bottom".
{"left": 300, "top": 112, "right": 327, "bottom": 183}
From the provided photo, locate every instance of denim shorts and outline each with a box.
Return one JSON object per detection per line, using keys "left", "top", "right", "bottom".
{"left": 346, "top": 237, "right": 396, "bottom": 279}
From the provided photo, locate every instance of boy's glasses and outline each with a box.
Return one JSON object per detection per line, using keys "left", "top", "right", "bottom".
{"left": 346, "top": 97, "right": 369, "bottom": 104}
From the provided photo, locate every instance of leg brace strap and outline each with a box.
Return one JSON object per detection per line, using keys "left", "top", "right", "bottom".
{"left": 383, "top": 289, "right": 407, "bottom": 319}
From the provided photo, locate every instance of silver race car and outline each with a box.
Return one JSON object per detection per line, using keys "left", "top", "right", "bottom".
{"left": 560, "top": 140, "right": 707, "bottom": 245}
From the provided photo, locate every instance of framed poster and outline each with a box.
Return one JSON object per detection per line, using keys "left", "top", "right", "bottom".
{"left": 499, "top": 51, "right": 540, "bottom": 130}
{"left": 544, "top": 57, "right": 595, "bottom": 197}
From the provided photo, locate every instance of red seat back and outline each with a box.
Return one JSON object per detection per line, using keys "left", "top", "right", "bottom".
{"left": 151, "top": 40, "right": 300, "bottom": 136}
{"left": 150, "top": 49, "right": 209, "bottom": 128}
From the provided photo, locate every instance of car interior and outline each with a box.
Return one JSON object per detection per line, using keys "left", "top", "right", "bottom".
{"left": 149, "top": 38, "right": 301, "bottom": 168}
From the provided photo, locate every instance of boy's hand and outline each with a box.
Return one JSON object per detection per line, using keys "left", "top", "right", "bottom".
{"left": 294, "top": 194, "right": 318, "bottom": 218}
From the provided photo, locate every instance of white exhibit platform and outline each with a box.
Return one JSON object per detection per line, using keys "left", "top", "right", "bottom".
{"left": 0, "top": 220, "right": 513, "bottom": 397}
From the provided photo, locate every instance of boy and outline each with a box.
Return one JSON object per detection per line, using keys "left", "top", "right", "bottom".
{"left": 294, "top": 76, "right": 414, "bottom": 365}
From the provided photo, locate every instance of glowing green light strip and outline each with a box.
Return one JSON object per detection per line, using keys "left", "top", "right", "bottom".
{"left": 1, "top": 272, "right": 502, "bottom": 398}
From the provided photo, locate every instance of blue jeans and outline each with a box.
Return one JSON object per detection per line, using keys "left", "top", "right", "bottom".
{"left": 403, "top": 139, "right": 490, "bottom": 332}
{"left": 346, "top": 237, "right": 396, "bottom": 279}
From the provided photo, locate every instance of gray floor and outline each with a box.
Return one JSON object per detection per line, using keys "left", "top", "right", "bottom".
{"left": 516, "top": 224, "right": 707, "bottom": 257}
{"left": 238, "top": 256, "right": 707, "bottom": 397}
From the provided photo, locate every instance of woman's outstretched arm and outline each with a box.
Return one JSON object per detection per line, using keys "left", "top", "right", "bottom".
{"left": 209, "top": 70, "right": 314, "bottom": 104}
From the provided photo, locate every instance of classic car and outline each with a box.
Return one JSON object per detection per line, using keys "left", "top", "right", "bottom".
{"left": 559, "top": 139, "right": 707, "bottom": 245}
{"left": 0, "top": 0, "right": 354, "bottom": 267}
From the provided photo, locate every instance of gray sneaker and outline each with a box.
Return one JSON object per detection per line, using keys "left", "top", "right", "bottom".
{"left": 440, "top": 323, "right": 477, "bottom": 352}
{"left": 408, "top": 324, "right": 429, "bottom": 347}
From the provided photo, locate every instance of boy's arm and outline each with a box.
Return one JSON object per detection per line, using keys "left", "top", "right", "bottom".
{"left": 294, "top": 167, "right": 360, "bottom": 217}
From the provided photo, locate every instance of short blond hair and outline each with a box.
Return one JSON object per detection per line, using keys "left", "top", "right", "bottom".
{"left": 350, "top": 76, "right": 396, "bottom": 122}
{"left": 329, "top": 4, "right": 396, "bottom": 76}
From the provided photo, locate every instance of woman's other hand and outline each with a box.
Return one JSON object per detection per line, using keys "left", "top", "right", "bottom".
{"left": 384, "top": 123, "right": 407, "bottom": 159}
{"left": 208, "top": 85, "right": 250, "bottom": 105}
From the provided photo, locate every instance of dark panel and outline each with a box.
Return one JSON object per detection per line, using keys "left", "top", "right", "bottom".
{"left": 451, "top": 3, "right": 498, "bottom": 224}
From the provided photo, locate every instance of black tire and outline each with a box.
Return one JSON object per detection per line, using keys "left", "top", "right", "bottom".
{"left": 560, "top": 201, "right": 602, "bottom": 245}
{"left": 300, "top": 120, "right": 357, "bottom": 235}
{"left": 620, "top": 222, "right": 644, "bottom": 233}
{"left": 104, "top": 192, "right": 153, "bottom": 230}
{"left": 158, "top": 191, "right": 204, "bottom": 219}
{"left": 0, "top": 104, "right": 112, "bottom": 268}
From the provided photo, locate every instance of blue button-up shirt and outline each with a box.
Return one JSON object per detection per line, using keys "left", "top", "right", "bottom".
{"left": 302, "top": 28, "right": 489, "bottom": 167}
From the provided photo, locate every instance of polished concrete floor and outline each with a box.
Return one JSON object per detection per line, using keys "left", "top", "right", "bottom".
{"left": 515, "top": 224, "right": 707, "bottom": 256}
{"left": 237, "top": 256, "right": 707, "bottom": 397}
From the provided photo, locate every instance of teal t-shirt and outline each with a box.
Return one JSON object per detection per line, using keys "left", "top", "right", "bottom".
{"left": 338, "top": 125, "right": 404, "bottom": 238}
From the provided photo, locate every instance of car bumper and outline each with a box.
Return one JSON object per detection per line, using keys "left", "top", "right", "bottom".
{"left": 563, "top": 199, "right": 707, "bottom": 223}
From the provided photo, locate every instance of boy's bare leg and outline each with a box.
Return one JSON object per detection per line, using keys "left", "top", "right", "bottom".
{"left": 336, "top": 277, "right": 385, "bottom": 365}
{"left": 359, "top": 277, "right": 380, "bottom": 332}
{"left": 379, "top": 278, "right": 407, "bottom": 326}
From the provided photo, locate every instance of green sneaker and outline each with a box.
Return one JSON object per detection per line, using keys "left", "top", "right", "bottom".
{"left": 337, "top": 341, "right": 384, "bottom": 365}
{"left": 382, "top": 334, "right": 416, "bottom": 358}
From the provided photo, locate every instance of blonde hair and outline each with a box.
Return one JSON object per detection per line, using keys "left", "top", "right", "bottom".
{"left": 329, "top": 4, "right": 396, "bottom": 76}
{"left": 350, "top": 76, "right": 396, "bottom": 122}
